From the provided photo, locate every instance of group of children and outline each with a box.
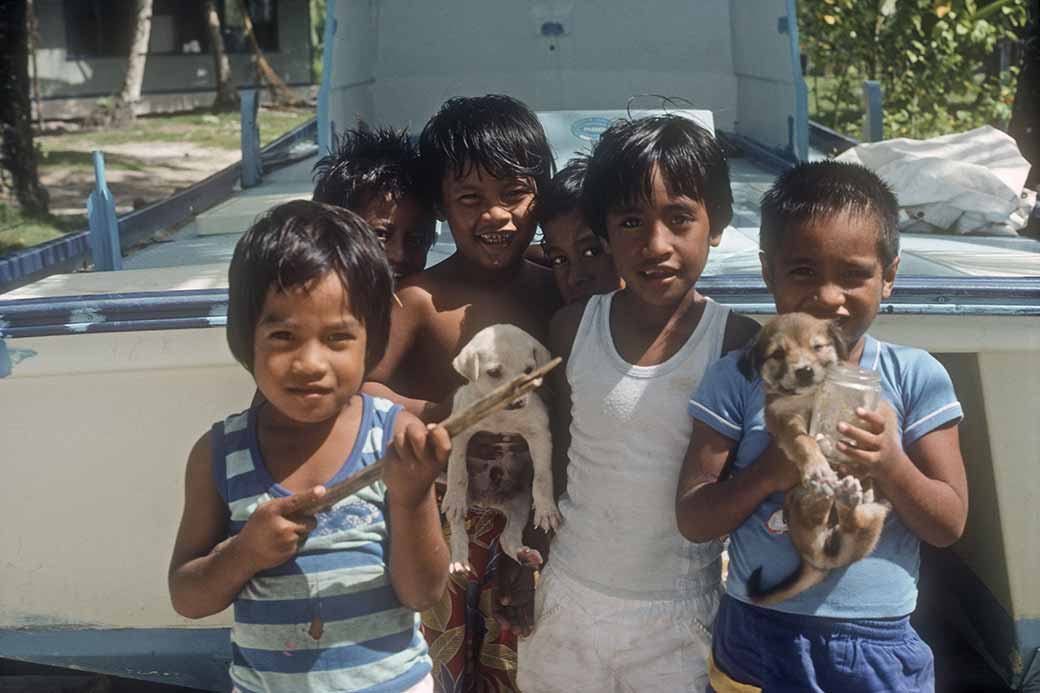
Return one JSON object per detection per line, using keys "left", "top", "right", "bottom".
{"left": 168, "top": 93, "right": 968, "bottom": 693}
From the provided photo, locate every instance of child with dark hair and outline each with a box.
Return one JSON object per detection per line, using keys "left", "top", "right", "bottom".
{"left": 678, "top": 160, "right": 967, "bottom": 692}
{"left": 364, "top": 94, "right": 560, "bottom": 693}
{"left": 169, "top": 200, "right": 450, "bottom": 693}
{"left": 518, "top": 115, "right": 759, "bottom": 692}
{"left": 538, "top": 158, "right": 622, "bottom": 304}
{"left": 313, "top": 126, "right": 436, "bottom": 280}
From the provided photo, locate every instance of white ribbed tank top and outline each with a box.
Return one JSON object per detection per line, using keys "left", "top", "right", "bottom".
{"left": 551, "top": 291, "right": 728, "bottom": 600}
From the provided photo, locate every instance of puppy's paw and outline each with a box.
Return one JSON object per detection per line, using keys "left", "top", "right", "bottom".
{"left": 440, "top": 488, "right": 468, "bottom": 526}
{"left": 515, "top": 547, "right": 544, "bottom": 570}
{"left": 835, "top": 475, "right": 864, "bottom": 507}
{"left": 448, "top": 526, "right": 472, "bottom": 575}
{"left": 532, "top": 500, "right": 562, "bottom": 532}
{"left": 449, "top": 559, "right": 474, "bottom": 576}
{"left": 804, "top": 467, "right": 839, "bottom": 498}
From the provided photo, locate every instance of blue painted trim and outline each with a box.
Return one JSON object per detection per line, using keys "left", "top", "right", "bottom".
{"left": 86, "top": 151, "right": 123, "bottom": 272}
{"left": 785, "top": 0, "right": 810, "bottom": 161}
{"left": 0, "top": 338, "right": 10, "bottom": 377}
{"left": 862, "top": 80, "right": 884, "bottom": 142}
{"left": 0, "top": 277, "right": 1038, "bottom": 339}
{"left": 0, "top": 231, "right": 90, "bottom": 288}
{"left": 317, "top": 0, "right": 338, "bottom": 156}
{"left": 0, "top": 627, "right": 231, "bottom": 690}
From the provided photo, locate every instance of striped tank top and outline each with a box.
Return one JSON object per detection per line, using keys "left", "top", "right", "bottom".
{"left": 211, "top": 394, "right": 431, "bottom": 693}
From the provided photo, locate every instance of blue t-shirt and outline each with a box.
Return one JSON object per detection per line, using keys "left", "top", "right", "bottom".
{"left": 688, "top": 335, "right": 963, "bottom": 618}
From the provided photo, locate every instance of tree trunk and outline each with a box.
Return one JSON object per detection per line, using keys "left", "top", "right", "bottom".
{"left": 204, "top": 0, "right": 239, "bottom": 112}
{"left": 0, "top": 0, "right": 49, "bottom": 216}
{"left": 234, "top": 0, "right": 297, "bottom": 105}
{"left": 111, "top": 0, "right": 154, "bottom": 126}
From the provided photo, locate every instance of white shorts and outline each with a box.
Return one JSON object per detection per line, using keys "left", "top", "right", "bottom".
{"left": 517, "top": 564, "right": 721, "bottom": 693}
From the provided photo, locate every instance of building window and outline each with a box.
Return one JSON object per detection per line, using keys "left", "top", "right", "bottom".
{"left": 62, "top": 0, "right": 278, "bottom": 58}
{"left": 220, "top": 0, "right": 280, "bottom": 53}
{"left": 63, "top": 0, "right": 132, "bottom": 58}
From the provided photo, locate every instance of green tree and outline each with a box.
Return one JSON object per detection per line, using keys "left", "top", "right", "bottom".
{"left": 0, "top": 0, "right": 49, "bottom": 216}
{"left": 800, "top": 0, "right": 1027, "bottom": 139}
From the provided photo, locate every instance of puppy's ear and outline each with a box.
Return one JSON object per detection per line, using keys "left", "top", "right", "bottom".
{"left": 736, "top": 332, "right": 764, "bottom": 382}
{"left": 827, "top": 321, "right": 849, "bottom": 362}
{"left": 533, "top": 340, "right": 551, "bottom": 366}
{"left": 452, "top": 346, "right": 480, "bottom": 382}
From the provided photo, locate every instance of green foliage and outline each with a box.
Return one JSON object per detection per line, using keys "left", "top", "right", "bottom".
{"left": 799, "top": 0, "right": 1028, "bottom": 139}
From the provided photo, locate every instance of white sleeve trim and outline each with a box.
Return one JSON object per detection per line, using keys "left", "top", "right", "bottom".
{"left": 689, "top": 400, "right": 742, "bottom": 432}
{"left": 904, "top": 401, "right": 962, "bottom": 433}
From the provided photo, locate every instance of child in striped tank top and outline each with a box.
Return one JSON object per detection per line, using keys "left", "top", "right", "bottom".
{"left": 169, "top": 200, "right": 451, "bottom": 693}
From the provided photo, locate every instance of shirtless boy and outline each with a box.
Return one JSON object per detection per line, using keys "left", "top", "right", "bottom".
{"left": 365, "top": 94, "right": 559, "bottom": 692}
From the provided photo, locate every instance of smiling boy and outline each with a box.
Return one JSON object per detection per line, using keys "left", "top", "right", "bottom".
{"left": 364, "top": 94, "right": 559, "bottom": 692}
{"left": 312, "top": 125, "right": 436, "bottom": 281}
{"left": 676, "top": 161, "right": 968, "bottom": 692}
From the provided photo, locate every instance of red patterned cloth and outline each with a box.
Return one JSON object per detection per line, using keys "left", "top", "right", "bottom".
{"left": 422, "top": 434, "right": 526, "bottom": 693}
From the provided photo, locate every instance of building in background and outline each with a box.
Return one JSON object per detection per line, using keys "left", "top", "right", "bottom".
{"left": 30, "top": 0, "right": 313, "bottom": 119}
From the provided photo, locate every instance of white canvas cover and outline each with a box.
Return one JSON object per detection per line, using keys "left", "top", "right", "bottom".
{"left": 837, "top": 126, "right": 1036, "bottom": 236}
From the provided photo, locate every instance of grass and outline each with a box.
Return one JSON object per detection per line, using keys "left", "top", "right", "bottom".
{"left": 0, "top": 205, "right": 85, "bottom": 256}
{"left": 42, "top": 106, "right": 313, "bottom": 152}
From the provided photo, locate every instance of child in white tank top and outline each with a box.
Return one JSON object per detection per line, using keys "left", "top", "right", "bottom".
{"left": 518, "top": 116, "right": 759, "bottom": 692}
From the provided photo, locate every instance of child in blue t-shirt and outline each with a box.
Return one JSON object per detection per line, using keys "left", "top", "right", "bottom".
{"left": 676, "top": 161, "right": 969, "bottom": 692}
{"left": 168, "top": 200, "right": 450, "bottom": 693}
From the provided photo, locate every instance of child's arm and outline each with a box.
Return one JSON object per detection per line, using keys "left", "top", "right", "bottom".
{"left": 676, "top": 422, "right": 800, "bottom": 542}
{"left": 837, "top": 406, "right": 967, "bottom": 547}
{"left": 384, "top": 412, "right": 451, "bottom": 611}
{"left": 364, "top": 285, "right": 445, "bottom": 420}
{"left": 168, "top": 433, "right": 326, "bottom": 618}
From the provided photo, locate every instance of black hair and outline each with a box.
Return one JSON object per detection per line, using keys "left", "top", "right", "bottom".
{"left": 419, "top": 94, "right": 555, "bottom": 206}
{"left": 227, "top": 200, "right": 393, "bottom": 373}
{"left": 581, "top": 115, "right": 733, "bottom": 239}
{"left": 537, "top": 157, "right": 588, "bottom": 230}
{"left": 312, "top": 125, "right": 433, "bottom": 246}
{"left": 759, "top": 160, "right": 900, "bottom": 268}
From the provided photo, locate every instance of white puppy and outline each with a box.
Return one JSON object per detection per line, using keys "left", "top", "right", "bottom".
{"left": 440, "top": 324, "right": 560, "bottom": 574}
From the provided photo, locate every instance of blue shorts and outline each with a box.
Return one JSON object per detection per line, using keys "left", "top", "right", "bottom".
{"left": 707, "top": 595, "right": 934, "bottom": 693}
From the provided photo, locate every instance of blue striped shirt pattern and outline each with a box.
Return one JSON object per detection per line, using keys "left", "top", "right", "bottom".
{"left": 211, "top": 394, "right": 432, "bottom": 692}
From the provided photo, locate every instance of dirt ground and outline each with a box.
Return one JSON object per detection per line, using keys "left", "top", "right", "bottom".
{"left": 38, "top": 141, "right": 240, "bottom": 218}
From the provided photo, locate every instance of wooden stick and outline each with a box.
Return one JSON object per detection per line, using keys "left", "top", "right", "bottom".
{"left": 300, "top": 356, "right": 562, "bottom": 514}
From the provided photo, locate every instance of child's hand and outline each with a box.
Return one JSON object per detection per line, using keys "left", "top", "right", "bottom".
{"left": 383, "top": 419, "right": 451, "bottom": 508}
{"left": 236, "top": 486, "right": 326, "bottom": 573}
{"left": 836, "top": 401, "right": 903, "bottom": 479}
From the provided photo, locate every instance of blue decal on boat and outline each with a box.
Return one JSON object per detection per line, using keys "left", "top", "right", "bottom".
{"left": 570, "top": 117, "right": 612, "bottom": 143}
{"left": 0, "top": 340, "right": 37, "bottom": 378}
{"left": 67, "top": 306, "right": 106, "bottom": 333}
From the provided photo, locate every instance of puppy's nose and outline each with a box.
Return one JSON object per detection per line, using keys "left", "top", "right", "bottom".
{"left": 795, "top": 366, "right": 815, "bottom": 385}
{"left": 489, "top": 467, "right": 504, "bottom": 486}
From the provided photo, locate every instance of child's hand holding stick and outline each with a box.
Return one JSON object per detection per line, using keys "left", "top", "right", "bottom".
{"left": 299, "top": 357, "right": 562, "bottom": 515}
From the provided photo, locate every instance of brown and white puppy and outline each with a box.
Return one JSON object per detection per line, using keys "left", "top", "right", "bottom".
{"left": 738, "top": 312, "right": 889, "bottom": 606}
{"left": 440, "top": 324, "right": 560, "bottom": 574}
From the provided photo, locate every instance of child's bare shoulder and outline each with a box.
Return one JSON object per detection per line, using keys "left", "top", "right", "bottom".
{"left": 549, "top": 297, "right": 592, "bottom": 357}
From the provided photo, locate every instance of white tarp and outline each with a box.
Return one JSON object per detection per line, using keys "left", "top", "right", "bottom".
{"left": 837, "top": 125, "right": 1036, "bottom": 236}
